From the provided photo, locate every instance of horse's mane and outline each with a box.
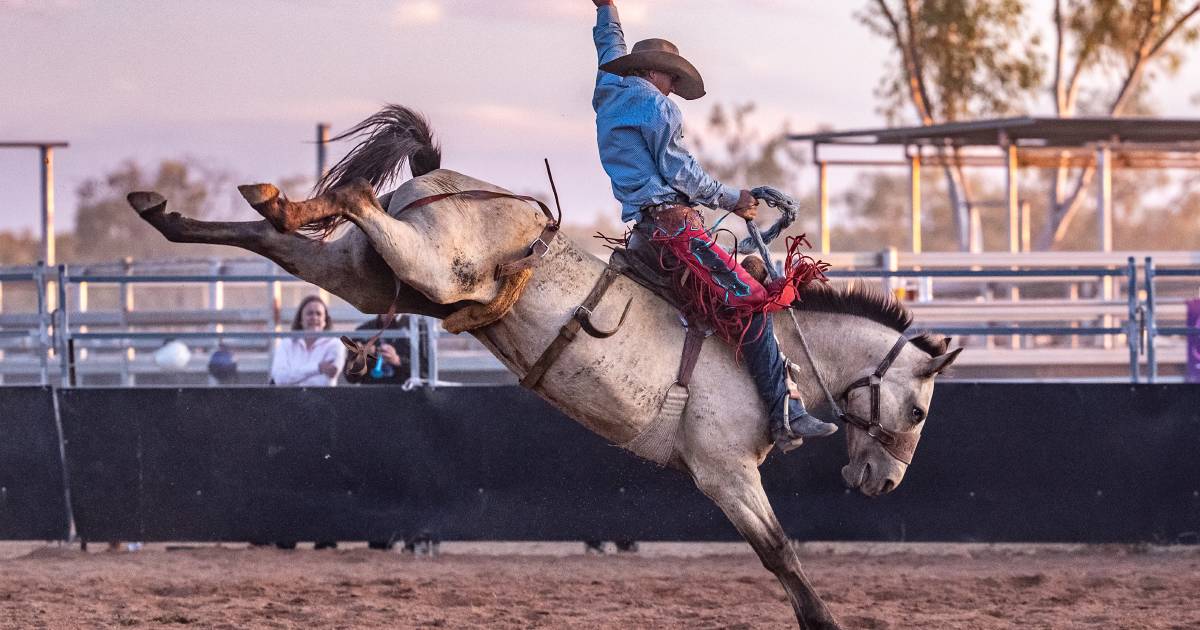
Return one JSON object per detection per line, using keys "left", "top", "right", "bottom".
{"left": 795, "top": 282, "right": 948, "bottom": 357}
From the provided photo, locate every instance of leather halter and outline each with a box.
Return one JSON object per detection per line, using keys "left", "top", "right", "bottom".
{"left": 838, "top": 335, "right": 921, "bottom": 465}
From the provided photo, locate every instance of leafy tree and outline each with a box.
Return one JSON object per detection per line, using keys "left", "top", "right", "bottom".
{"left": 860, "top": 0, "right": 1044, "bottom": 250}
{"left": 691, "top": 102, "right": 808, "bottom": 194}
{"left": 861, "top": 0, "right": 1200, "bottom": 250}
{"left": 71, "top": 160, "right": 232, "bottom": 262}
{"left": 0, "top": 230, "right": 40, "bottom": 265}
{"left": 1040, "top": 0, "right": 1200, "bottom": 248}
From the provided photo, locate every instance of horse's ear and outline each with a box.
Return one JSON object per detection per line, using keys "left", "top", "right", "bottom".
{"left": 917, "top": 347, "right": 963, "bottom": 378}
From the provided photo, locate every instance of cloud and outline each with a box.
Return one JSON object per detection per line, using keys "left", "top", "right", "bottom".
{"left": 392, "top": 0, "right": 443, "bottom": 26}
{"left": 0, "top": 0, "right": 81, "bottom": 16}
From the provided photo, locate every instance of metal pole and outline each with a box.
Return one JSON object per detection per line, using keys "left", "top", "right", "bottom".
{"left": 1125, "top": 257, "right": 1138, "bottom": 384}
{"left": 316, "top": 123, "right": 330, "bottom": 182}
{"left": 1020, "top": 201, "right": 1032, "bottom": 253}
{"left": 1004, "top": 140, "right": 1020, "bottom": 348}
{"left": 40, "top": 146, "right": 56, "bottom": 267}
{"left": 57, "top": 264, "right": 69, "bottom": 386}
{"left": 408, "top": 315, "right": 420, "bottom": 386}
{"left": 120, "top": 257, "right": 134, "bottom": 386}
{"left": 910, "top": 151, "right": 922, "bottom": 254}
{"left": 1144, "top": 256, "right": 1158, "bottom": 383}
{"left": 1097, "top": 145, "right": 1114, "bottom": 348}
{"left": 1005, "top": 142, "right": 1019, "bottom": 254}
{"left": 425, "top": 316, "right": 439, "bottom": 388}
{"left": 35, "top": 262, "right": 48, "bottom": 386}
{"left": 817, "top": 160, "right": 829, "bottom": 253}
{"left": 1097, "top": 144, "right": 1113, "bottom": 253}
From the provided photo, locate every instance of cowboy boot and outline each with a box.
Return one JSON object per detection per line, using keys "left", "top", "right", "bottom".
{"left": 772, "top": 359, "right": 837, "bottom": 453}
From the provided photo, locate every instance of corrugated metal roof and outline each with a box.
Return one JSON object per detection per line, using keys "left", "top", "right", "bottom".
{"left": 790, "top": 117, "right": 1200, "bottom": 147}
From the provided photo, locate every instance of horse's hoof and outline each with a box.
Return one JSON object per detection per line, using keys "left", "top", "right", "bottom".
{"left": 238, "top": 184, "right": 291, "bottom": 232}
{"left": 237, "top": 183, "right": 280, "bottom": 207}
{"left": 127, "top": 191, "right": 167, "bottom": 215}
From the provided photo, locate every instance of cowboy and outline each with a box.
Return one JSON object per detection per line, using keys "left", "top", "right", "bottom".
{"left": 590, "top": 0, "right": 837, "bottom": 449}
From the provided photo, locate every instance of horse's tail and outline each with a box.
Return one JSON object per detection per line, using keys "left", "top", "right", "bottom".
{"left": 306, "top": 104, "right": 441, "bottom": 236}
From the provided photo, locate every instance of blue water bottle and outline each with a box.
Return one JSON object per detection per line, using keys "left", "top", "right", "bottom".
{"left": 370, "top": 354, "right": 386, "bottom": 379}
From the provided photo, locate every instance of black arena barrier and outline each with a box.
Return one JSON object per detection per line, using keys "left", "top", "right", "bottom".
{"left": 49, "top": 384, "right": 1200, "bottom": 544}
{"left": 0, "top": 387, "right": 71, "bottom": 539}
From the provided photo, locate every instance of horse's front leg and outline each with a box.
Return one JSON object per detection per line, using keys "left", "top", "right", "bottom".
{"left": 690, "top": 461, "right": 843, "bottom": 629}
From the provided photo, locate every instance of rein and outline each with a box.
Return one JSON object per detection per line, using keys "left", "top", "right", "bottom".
{"left": 790, "top": 321, "right": 919, "bottom": 465}
{"left": 342, "top": 163, "right": 563, "bottom": 374}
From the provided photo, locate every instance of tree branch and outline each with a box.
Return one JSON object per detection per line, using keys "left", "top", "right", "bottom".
{"left": 874, "top": 0, "right": 935, "bottom": 124}
{"left": 901, "top": 0, "right": 938, "bottom": 123}
{"left": 1052, "top": 0, "right": 1066, "bottom": 114}
{"left": 1109, "top": 1, "right": 1181, "bottom": 114}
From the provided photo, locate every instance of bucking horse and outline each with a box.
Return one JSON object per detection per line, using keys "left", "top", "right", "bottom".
{"left": 127, "top": 105, "right": 961, "bottom": 629}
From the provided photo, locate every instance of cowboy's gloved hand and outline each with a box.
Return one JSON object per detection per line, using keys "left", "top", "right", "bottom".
{"left": 733, "top": 189, "right": 759, "bottom": 220}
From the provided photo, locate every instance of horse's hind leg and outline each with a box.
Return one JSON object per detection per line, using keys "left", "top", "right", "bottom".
{"left": 237, "top": 179, "right": 379, "bottom": 233}
{"left": 691, "top": 464, "right": 842, "bottom": 630}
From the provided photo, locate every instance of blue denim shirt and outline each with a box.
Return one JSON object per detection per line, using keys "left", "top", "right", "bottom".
{"left": 592, "top": 5, "right": 740, "bottom": 223}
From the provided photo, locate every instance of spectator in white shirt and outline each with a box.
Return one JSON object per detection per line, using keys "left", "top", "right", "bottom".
{"left": 269, "top": 295, "right": 346, "bottom": 387}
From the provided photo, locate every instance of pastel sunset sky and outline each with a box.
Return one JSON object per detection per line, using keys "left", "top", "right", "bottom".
{"left": 3, "top": 0, "right": 1200, "bottom": 238}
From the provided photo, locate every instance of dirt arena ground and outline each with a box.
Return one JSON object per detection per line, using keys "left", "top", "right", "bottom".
{"left": 2, "top": 541, "right": 1198, "bottom": 629}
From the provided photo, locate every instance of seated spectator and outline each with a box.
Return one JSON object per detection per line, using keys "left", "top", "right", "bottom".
{"left": 269, "top": 295, "right": 346, "bottom": 387}
{"left": 344, "top": 314, "right": 429, "bottom": 386}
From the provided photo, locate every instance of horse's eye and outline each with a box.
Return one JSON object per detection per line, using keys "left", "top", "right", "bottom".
{"left": 910, "top": 407, "right": 926, "bottom": 423}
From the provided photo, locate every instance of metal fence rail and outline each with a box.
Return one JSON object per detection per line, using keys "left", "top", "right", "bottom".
{"left": 1, "top": 254, "right": 1197, "bottom": 386}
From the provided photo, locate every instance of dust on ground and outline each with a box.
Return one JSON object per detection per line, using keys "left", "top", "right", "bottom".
{"left": 1, "top": 542, "right": 1198, "bottom": 629}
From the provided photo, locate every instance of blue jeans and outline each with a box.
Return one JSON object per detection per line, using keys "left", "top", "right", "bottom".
{"left": 742, "top": 312, "right": 804, "bottom": 428}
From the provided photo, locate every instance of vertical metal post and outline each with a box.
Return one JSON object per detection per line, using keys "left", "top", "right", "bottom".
{"left": 910, "top": 150, "right": 922, "bottom": 254}
{"left": 1005, "top": 142, "right": 1019, "bottom": 254}
{"left": 120, "top": 257, "right": 134, "bottom": 386}
{"left": 209, "top": 259, "right": 225, "bottom": 334}
{"left": 35, "top": 262, "right": 48, "bottom": 385}
{"left": 78, "top": 276, "right": 89, "bottom": 366}
{"left": 1020, "top": 201, "right": 1032, "bottom": 253}
{"left": 1125, "top": 257, "right": 1138, "bottom": 384}
{"left": 267, "top": 263, "right": 282, "bottom": 373}
{"left": 1003, "top": 142, "right": 1021, "bottom": 348}
{"left": 817, "top": 160, "right": 829, "bottom": 253}
{"left": 425, "top": 316, "right": 439, "bottom": 388}
{"left": 316, "top": 123, "right": 330, "bottom": 182}
{"left": 1144, "top": 256, "right": 1158, "bottom": 383}
{"left": 57, "top": 264, "right": 69, "bottom": 386}
{"left": 40, "top": 146, "right": 56, "bottom": 267}
{"left": 1096, "top": 146, "right": 1115, "bottom": 348}
{"left": 968, "top": 206, "right": 983, "bottom": 253}
{"left": 1097, "top": 144, "right": 1113, "bottom": 252}
{"left": 407, "top": 315, "right": 420, "bottom": 386}
{"left": 881, "top": 247, "right": 898, "bottom": 296}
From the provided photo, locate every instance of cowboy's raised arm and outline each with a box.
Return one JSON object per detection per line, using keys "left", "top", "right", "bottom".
{"left": 592, "top": 0, "right": 625, "bottom": 71}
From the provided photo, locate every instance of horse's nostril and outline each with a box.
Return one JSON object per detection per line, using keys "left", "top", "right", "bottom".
{"left": 881, "top": 479, "right": 895, "bottom": 493}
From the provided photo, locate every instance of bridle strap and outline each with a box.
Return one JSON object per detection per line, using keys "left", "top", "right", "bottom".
{"left": 839, "top": 334, "right": 917, "bottom": 464}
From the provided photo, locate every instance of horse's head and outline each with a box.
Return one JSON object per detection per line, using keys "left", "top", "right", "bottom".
{"left": 839, "top": 333, "right": 962, "bottom": 497}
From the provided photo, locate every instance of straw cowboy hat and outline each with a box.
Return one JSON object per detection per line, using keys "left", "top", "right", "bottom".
{"left": 599, "top": 38, "right": 705, "bottom": 100}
